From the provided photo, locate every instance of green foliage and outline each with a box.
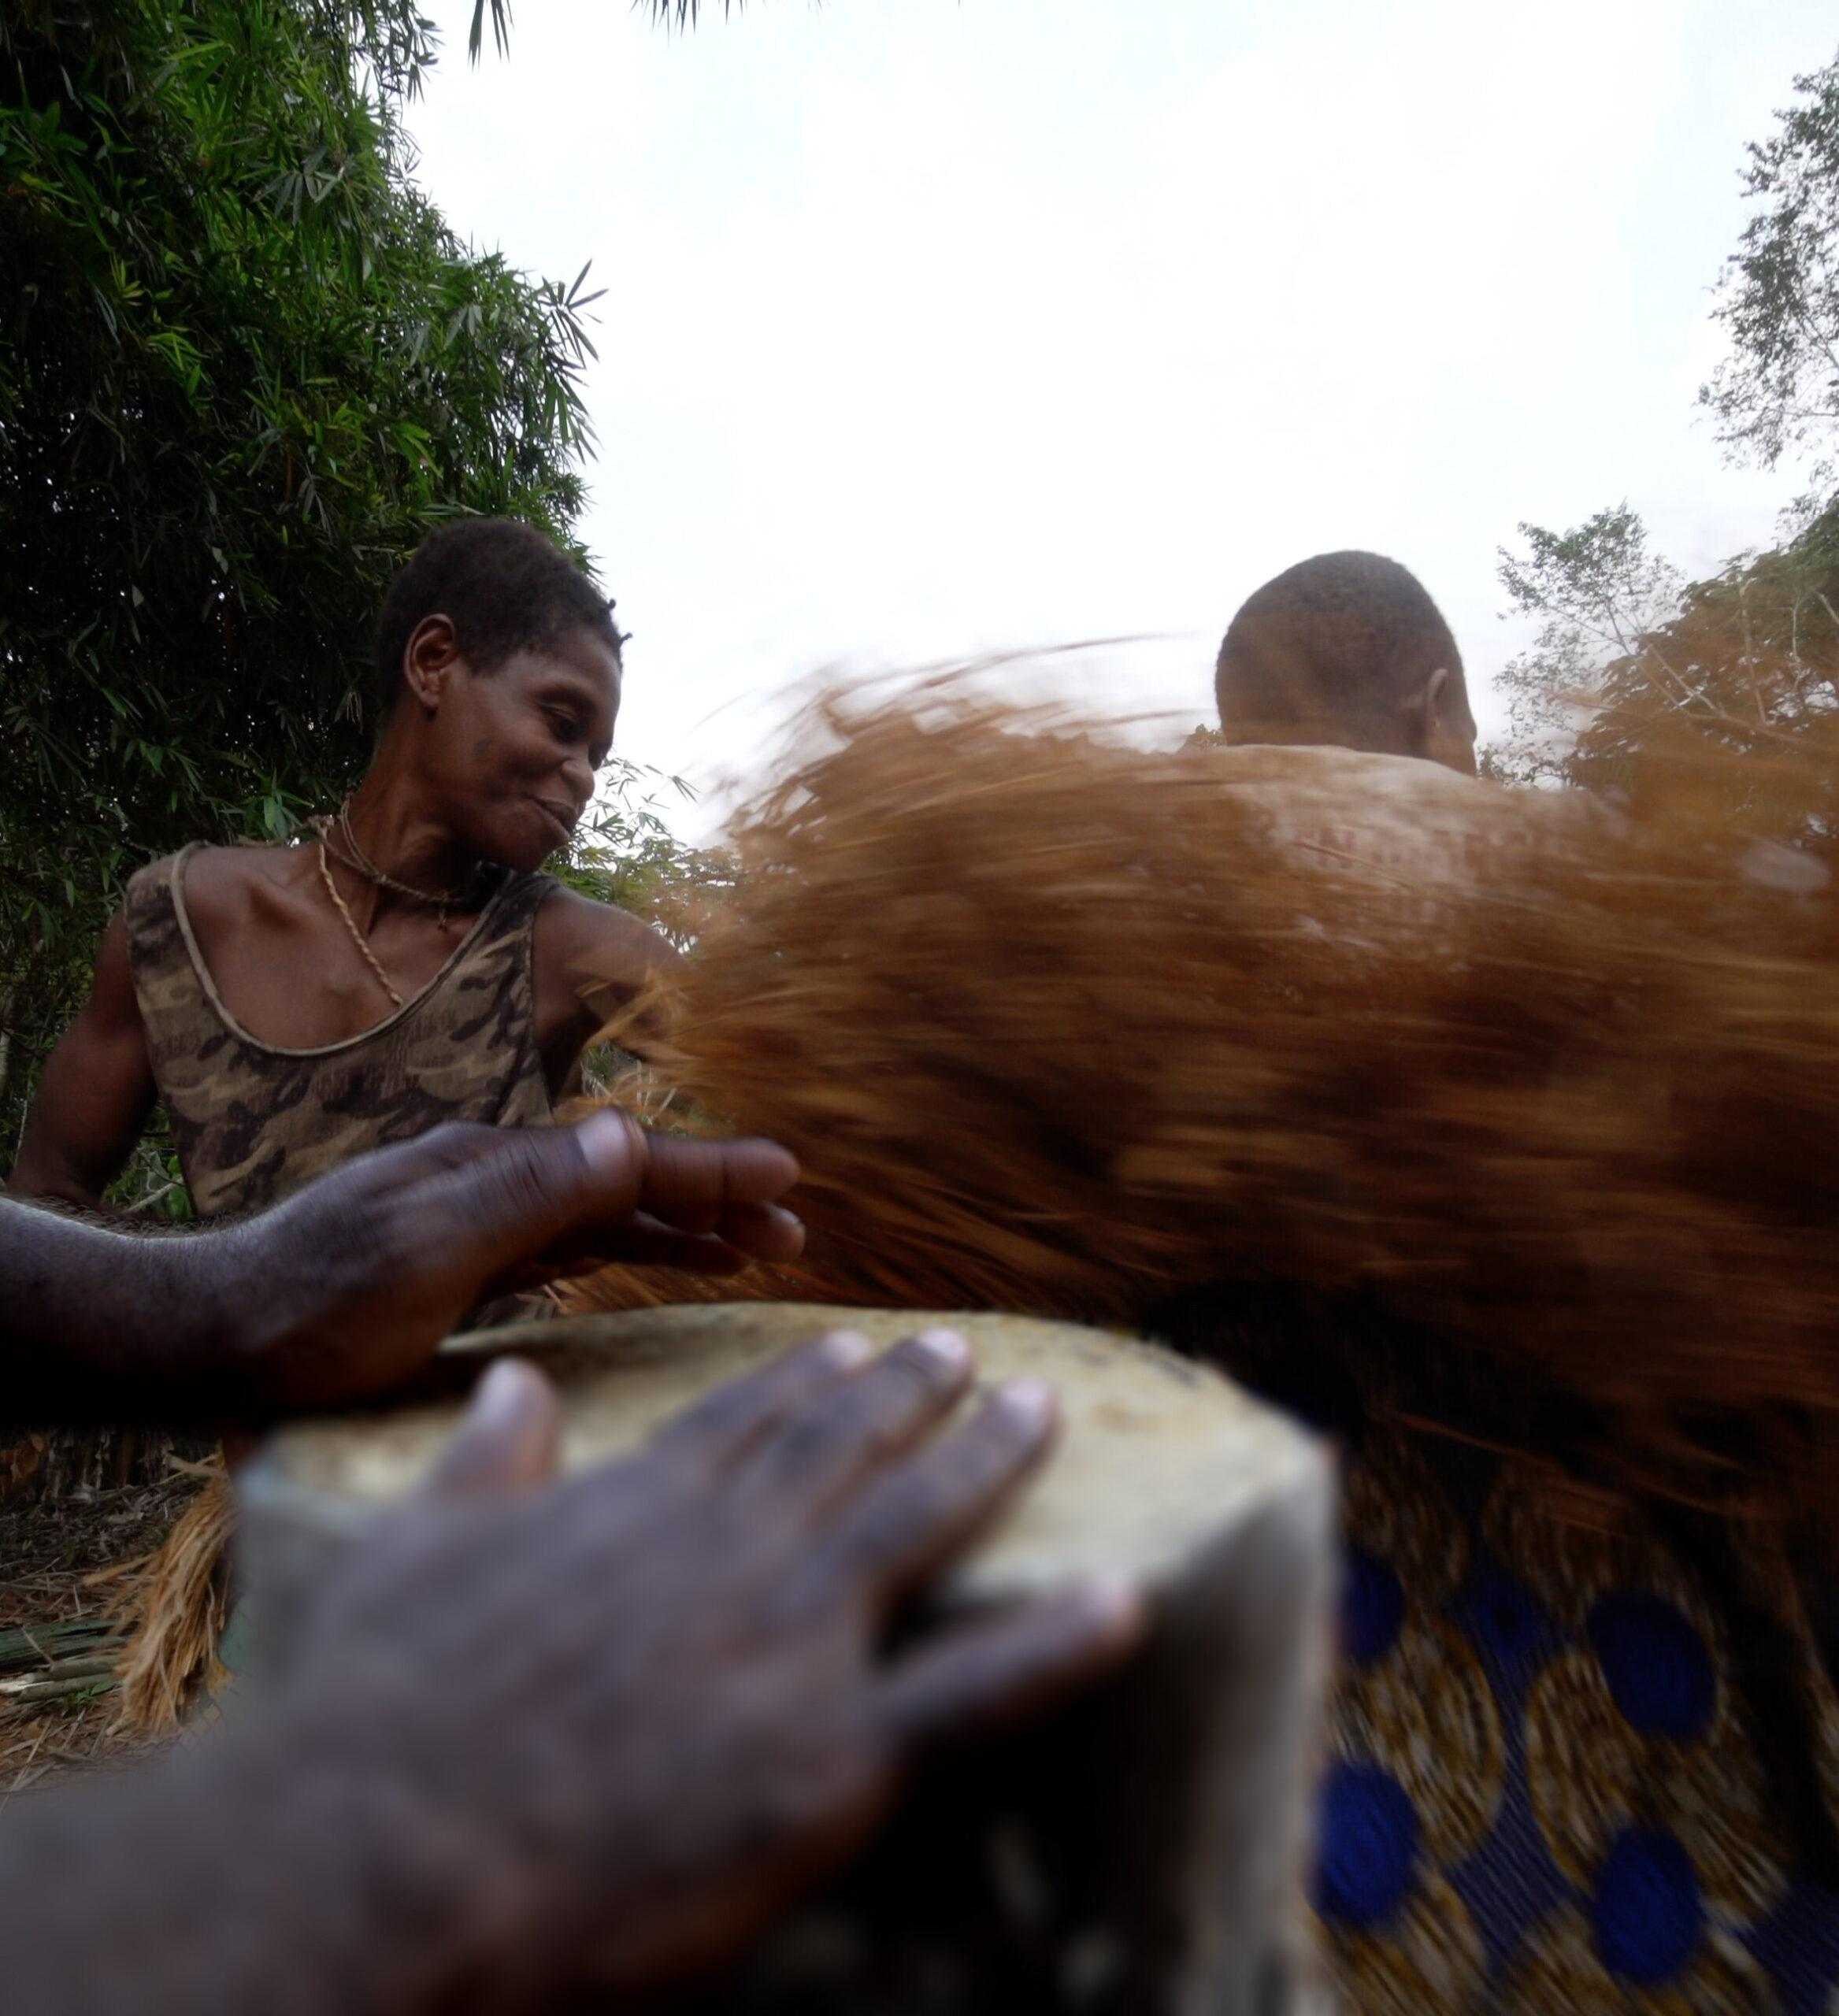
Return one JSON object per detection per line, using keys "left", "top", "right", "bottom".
{"left": 467, "top": 0, "right": 741, "bottom": 61}
{"left": 1701, "top": 44, "right": 1839, "bottom": 506}
{"left": 553, "top": 757, "right": 736, "bottom": 1115}
{"left": 1488, "top": 506, "right": 1684, "bottom": 787}
{"left": 0, "top": 0, "right": 599, "bottom": 1157}
{"left": 552, "top": 757, "right": 736, "bottom": 951}
{"left": 1489, "top": 49, "right": 1839, "bottom": 807}
{"left": 1600, "top": 507, "right": 1839, "bottom": 768}
{"left": 100, "top": 1115, "right": 193, "bottom": 1220}
{"left": 1485, "top": 502, "right": 1839, "bottom": 814}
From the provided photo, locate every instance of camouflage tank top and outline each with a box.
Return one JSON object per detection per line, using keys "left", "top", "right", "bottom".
{"left": 124, "top": 844, "right": 557, "bottom": 1217}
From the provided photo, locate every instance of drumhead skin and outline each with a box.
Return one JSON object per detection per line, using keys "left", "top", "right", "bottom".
{"left": 239, "top": 1304, "right": 1336, "bottom": 2016}
{"left": 251, "top": 1303, "right": 1326, "bottom": 1606}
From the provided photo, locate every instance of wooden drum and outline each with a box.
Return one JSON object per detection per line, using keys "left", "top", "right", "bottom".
{"left": 237, "top": 1305, "right": 1336, "bottom": 2016}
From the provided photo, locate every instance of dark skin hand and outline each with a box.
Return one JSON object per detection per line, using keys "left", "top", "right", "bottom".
{"left": 0, "top": 1110, "right": 803, "bottom": 1424}
{"left": 0, "top": 1340, "right": 1146, "bottom": 2015}
{"left": 10, "top": 613, "right": 677, "bottom": 1210}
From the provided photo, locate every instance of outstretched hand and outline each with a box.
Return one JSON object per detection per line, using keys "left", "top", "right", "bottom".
{"left": 0, "top": 1334, "right": 1147, "bottom": 2016}
{"left": 265, "top": 1332, "right": 1146, "bottom": 2008}
{"left": 2, "top": 1114, "right": 801, "bottom": 1424}
{"left": 220, "top": 1111, "right": 803, "bottom": 1406}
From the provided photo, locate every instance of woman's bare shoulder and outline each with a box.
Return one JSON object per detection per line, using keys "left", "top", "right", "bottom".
{"left": 172, "top": 843, "right": 316, "bottom": 932}
{"left": 533, "top": 884, "right": 686, "bottom": 996}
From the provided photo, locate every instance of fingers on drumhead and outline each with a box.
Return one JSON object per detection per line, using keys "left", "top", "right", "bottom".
{"left": 817, "top": 1379, "right": 1059, "bottom": 1602}
{"left": 734, "top": 1329, "right": 976, "bottom": 1507}
{"left": 652, "top": 1330, "right": 876, "bottom": 1470}
{"left": 421, "top": 1358, "right": 564, "bottom": 1499}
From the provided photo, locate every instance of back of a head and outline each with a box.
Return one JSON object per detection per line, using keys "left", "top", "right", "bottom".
{"left": 1215, "top": 551, "right": 1474, "bottom": 768}
{"left": 373, "top": 518, "right": 621, "bottom": 714}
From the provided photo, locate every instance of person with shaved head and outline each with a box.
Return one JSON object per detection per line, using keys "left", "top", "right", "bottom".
{"left": 1185, "top": 547, "right": 1839, "bottom": 2010}
{"left": 1215, "top": 549, "right": 1477, "bottom": 775}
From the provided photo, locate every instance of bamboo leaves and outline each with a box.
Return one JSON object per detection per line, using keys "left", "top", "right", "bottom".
{"left": 0, "top": 0, "right": 595, "bottom": 1155}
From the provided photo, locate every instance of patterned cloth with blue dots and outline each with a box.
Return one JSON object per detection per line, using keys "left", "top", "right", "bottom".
{"left": 1308, "top": 1417, "right": 1839, "bottom": 2013}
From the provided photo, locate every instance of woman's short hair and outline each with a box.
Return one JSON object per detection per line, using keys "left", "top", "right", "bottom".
{"left": 373, "top": 518, "right": 621, "bottom": 712}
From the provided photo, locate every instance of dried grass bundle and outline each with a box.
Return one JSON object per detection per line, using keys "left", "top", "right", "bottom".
{"left": 566, "top": 679, "right": 1839, "bottom": 1513}
{"left": 117, "top": 1469, "right": 232, "bottom": 1732}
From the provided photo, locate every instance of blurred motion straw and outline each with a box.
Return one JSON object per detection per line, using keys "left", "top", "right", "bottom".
{"left": 565, "top": 669, "right": 1839, "bottom": 1523}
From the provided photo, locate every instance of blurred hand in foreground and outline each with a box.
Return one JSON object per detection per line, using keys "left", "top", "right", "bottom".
{"left": 0, "top": 1332, "right": 1146, "bottom": 2015}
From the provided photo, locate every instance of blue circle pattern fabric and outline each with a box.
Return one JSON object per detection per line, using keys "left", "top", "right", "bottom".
{"left": 1590, "top": 1829, "right": 1704, "bottom": 1984}
{"left": 1308, "top": 1419, "right": 1839, "bottom": 2014}
{"left": 1317, "top": 1763, "right": 1421, "bottom": 1929}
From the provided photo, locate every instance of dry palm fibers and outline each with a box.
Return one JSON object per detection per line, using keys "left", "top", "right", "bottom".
{"left": 117, "top": 1462, "right": 233, "bottom": 1733}
{"left": 565, "top": 674, "right": 1839, "bottom": 1522}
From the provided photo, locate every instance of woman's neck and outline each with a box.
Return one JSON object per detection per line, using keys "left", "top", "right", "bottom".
{"left": 337, "top": 773, "right": 481, "bottom": 909}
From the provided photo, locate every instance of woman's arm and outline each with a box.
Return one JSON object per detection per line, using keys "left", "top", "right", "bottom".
{"left": 8, "top": 907, "right": 158, "bottom": 1208}
{"left": 0, "top": 1113, "right": 803, "bottom": 1424}
{"left": 532, "top": 887, "right": 688, "bottom": 1098}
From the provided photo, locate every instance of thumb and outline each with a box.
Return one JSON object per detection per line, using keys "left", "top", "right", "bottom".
{"left": 402, "top": 1110, "right": 653, "bottom": 1291}
{"left": 421, "top": 1358, "right": 564, "bottom": 1499}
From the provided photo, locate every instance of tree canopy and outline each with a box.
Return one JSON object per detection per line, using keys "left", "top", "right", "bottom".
{"left": 1490, "top": 505, "right": 1839, "bottom": 813}
{"left": 1489, "top": 43, "right": 1839, "bottom": 829}
{"left": 0, "top": 0, "right": 599, "bottom": 1151}
{"left": 1701, "top": 44, "right": 1839, "bottom": 509}
{"left": 1489, "top": 507, "right": 1684, "bottom": 788}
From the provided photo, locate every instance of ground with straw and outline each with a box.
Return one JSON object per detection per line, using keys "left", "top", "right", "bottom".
{"left": 0, "top": 1470, "right": 207, "bottom": 1800}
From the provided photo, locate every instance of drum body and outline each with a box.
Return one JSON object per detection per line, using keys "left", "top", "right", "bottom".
{"left": 237, "top": 1305, "right": 1336, "bottom": 2016}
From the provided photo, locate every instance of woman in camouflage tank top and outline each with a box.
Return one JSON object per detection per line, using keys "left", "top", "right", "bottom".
{"left": 11, "top": 521, "right": 679, "bottom": 1217}
{"left": 111, "top": 843, "right": 558, "bottom": 1216}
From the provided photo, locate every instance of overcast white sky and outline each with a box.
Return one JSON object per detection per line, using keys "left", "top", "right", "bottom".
{"left": 406, "top": 0, "right": 1838, "bottom": 836}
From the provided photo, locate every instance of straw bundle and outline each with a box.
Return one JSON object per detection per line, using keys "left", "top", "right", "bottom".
{"left": 565, "top": 680, "right": 1839, "bottom": 1518}
{"left": 117, "top": 1466, "right": 232, "bottom": 1732}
